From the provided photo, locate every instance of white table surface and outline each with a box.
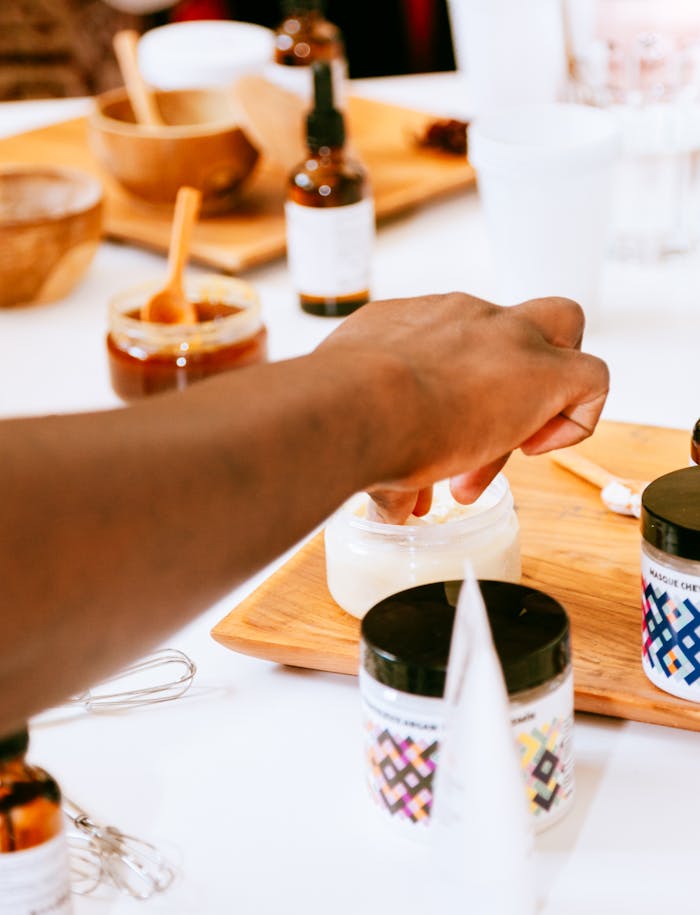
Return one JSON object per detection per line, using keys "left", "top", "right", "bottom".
{"left": 2, "top": 73, "right": 699, "bottom": 914}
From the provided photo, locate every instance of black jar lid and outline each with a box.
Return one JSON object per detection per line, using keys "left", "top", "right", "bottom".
{"left": 0, "top": 727, "right": 29, "bottom": 762}
{"left": 361, "top": 581, "right": 570, "bottom": 698}
{"left": 641, "top": 467, "right": 700, "bottom": 560}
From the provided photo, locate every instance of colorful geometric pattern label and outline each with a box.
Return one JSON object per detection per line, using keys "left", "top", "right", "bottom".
{"left": 361, "top": 670, "right": 574, "bottom": 831}
{"left": 365, "top": 721, "right": 439, "bottom": 823}
{"left": 516, "top": 717, "right": 572, "bottom": 818}
{"left": 510, "top": 669, "right": 575, "bottom": 831}
{"left": 642, "top": 570, "right": 700, "bottom": 687}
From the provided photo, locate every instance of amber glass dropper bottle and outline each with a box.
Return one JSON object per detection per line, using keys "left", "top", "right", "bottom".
{"left": 270, "top": 0, "right": 347, "bottom": 106}
{"left": 0, "top": 727, "right": 73, "bottom": 912}
{"left": 274, "top": 0, "right": 345, "bottom": 70}
{"left": 286, "top": 60, "right": 375, "bottom": 317}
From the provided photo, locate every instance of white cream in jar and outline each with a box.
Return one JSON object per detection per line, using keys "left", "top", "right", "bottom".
{"left": 324, "top": 475, "right": 521, "bottom": 619}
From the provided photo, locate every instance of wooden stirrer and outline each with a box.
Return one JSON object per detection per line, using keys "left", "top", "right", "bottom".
{"left": 141, "top": 186, "right": 201, "bottom": 324}
{"left": 113, "top": 29, "right": 164, "bottom": 127}
{"left": 551, "top": 449, "right": 648, "bottom": 517}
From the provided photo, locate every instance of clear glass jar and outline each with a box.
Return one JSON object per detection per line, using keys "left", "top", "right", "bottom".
{"left": 359, "top": 581, "right": 574, "bottom": 835}
{"left": 325, "top": 475, "right": 521, "bottom": 619}
{"left": 106, "top": 274, "right": 267, "bottom": 400}
{"left": 641, "top": 467, "right": 700, "bottom": 700}
{"left": 565, "top": 0, "right": 700, "bottom": 259}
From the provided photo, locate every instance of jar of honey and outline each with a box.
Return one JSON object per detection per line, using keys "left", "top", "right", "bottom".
{"left": 106, "top": 275, "right": 267, "bottom": 400}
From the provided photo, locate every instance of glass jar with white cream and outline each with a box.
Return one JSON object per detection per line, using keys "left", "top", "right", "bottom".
{"left": 324, "top": 475, "right": 521, "bottom": 619}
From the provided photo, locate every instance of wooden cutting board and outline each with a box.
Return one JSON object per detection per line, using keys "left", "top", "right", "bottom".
{"left": 0, "top": 97, "right": 473, "bottom": 273}
{"left": 212, "top": 420, "right": 700, "bottom": 733}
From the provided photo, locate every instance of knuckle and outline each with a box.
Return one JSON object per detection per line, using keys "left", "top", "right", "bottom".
{"left": 550, "top": 296, "right": 585, "bottom": 323}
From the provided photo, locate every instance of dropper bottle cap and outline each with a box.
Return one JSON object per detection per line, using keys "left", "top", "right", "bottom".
{"left": 0, "top": 727, "right": 29, "bottom": 762}
{"left": 306, "top": 60, "right": 345, "bottom": 150}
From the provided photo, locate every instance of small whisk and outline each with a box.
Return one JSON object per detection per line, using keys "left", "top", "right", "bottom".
{"left": 67, "top": 648, "right": 196, "bottom": 713}
{"left": 64, "top": 796, "right": 178, "bottom": 900}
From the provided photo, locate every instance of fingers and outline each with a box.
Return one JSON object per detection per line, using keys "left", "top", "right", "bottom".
{"left": 521, "top": 391, "right": 609, "bottom": 453}
{"left": 449, "top": 456, "right": 510, "bottom": 504}
{"left": 367, "top": 488, "right": 428, "bottom": 524}
{"left": 512, "top": 297, "right": 585, "bottom": 350}
{"left": 522, "top": 350, "right": 609, "bottom": 454}
{"left": 412, "top": 486, "right": 434, "bottom": 517}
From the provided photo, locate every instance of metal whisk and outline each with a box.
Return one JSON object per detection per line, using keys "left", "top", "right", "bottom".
{"left": 64, "top": 796, "right": 178, "bottom": 900}
{"left": 67, "top": 648, "right": 196, "bottom": 712}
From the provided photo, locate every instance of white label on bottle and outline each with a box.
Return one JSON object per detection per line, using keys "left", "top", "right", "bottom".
{"left": 0, "top": 833, "right": 73, "bottom": 914}
{"left": 285, "top": 198, "right": 375, "bottom": 298}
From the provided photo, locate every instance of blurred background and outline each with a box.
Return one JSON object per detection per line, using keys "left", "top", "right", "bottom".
{"left": 0, "top": 0, "right": 457, "bottom": 100}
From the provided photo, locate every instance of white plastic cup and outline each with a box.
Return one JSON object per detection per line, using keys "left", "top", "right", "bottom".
{"left": 447, "top": 0, "right": 567, "bottom": 117}
{"left": 138, "top": 20, "right": 274, "bottom": 91}
{"left": 468, "top": 103, "right": 619, "bottom": 321}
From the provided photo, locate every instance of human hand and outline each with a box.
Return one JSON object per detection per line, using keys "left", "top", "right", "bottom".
{"left": 317, "top": 292, "right": 608, "bottom": 523}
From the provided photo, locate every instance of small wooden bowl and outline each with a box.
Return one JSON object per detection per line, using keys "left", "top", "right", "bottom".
{"left": 0, "top": 167, "right": 103, "bottom": 308}
{"left": 88, "top": 87, "right": 260, "bottom": 215}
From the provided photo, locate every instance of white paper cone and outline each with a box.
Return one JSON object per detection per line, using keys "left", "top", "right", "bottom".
{"left": 430, "top": 566, "right": 537, "bottom": 914}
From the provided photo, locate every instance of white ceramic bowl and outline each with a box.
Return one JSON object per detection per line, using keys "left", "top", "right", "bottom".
{"left": 138, "top": 20, "right": 274, "bottom": 90}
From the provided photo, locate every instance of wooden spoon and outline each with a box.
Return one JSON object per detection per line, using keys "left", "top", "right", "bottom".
{"left": 550, "top": 450, "right": 648, "bottom": 517}
{"left": 140, "top": 186, "right": 201, "bottom": 324}
{"left": 113, "top": 29, "right": 164, "bottom": 127}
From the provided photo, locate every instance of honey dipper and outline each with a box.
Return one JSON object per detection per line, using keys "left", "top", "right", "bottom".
{"left": 141, "top": 186, "right": 200, "bottom": 324}
{"left": 550, "top": 450, "right": 648, "bottom": 518}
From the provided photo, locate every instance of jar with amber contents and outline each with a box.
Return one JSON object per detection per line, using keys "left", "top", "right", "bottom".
{"left": 0, "top": 727, "right": 72, "bottom": 913}
{"left": 268, "top": 0, "right": 347, "bottom": 105}
{"left": 106, "top": 275, "right": 267, "bottom": 400}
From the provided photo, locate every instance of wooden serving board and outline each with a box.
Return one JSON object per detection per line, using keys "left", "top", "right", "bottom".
{"left": 212, "top": 420, "right": 700, "bottom": 733}
{"left": 0, "top": 97, "right": 474, "bottom": 273}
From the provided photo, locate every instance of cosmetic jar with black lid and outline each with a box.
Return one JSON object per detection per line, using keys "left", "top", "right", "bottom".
{"left": 641, "top": 467, "right": 700, "bottom": 700}
{"left": 359, "top": 580, "right": 575, "bottom": 834}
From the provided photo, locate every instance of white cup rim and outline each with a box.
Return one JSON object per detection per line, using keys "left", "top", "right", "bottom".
{"left": 138, "top": 20, "right": 274, "bottom": 88}
{"left": 469, "top": 103, "right": 620, "bottom": 175}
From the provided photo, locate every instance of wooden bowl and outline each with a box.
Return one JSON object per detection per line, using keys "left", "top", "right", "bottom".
{"left": 0, "top": 167, "right": 103, "bottom": 308}
{"left": 88, "top": 87, "right": 260, "bottom": 215}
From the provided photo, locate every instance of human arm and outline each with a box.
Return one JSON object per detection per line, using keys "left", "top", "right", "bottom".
{"left": 0, "top": 292, "right": 607, "bottom": 733}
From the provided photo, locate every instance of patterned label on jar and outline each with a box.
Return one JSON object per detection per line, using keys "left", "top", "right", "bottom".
{"left": 0, "top": 832, "right": 73, "bottom": 914}
{"left": 362, "top": 695, "right": 441, "bottom": 825}
{"left": 510, "top": 670, "right": 575, "bottom": 828}
{"left": 642, "top": 551, "right": 700, "bottom": 689}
